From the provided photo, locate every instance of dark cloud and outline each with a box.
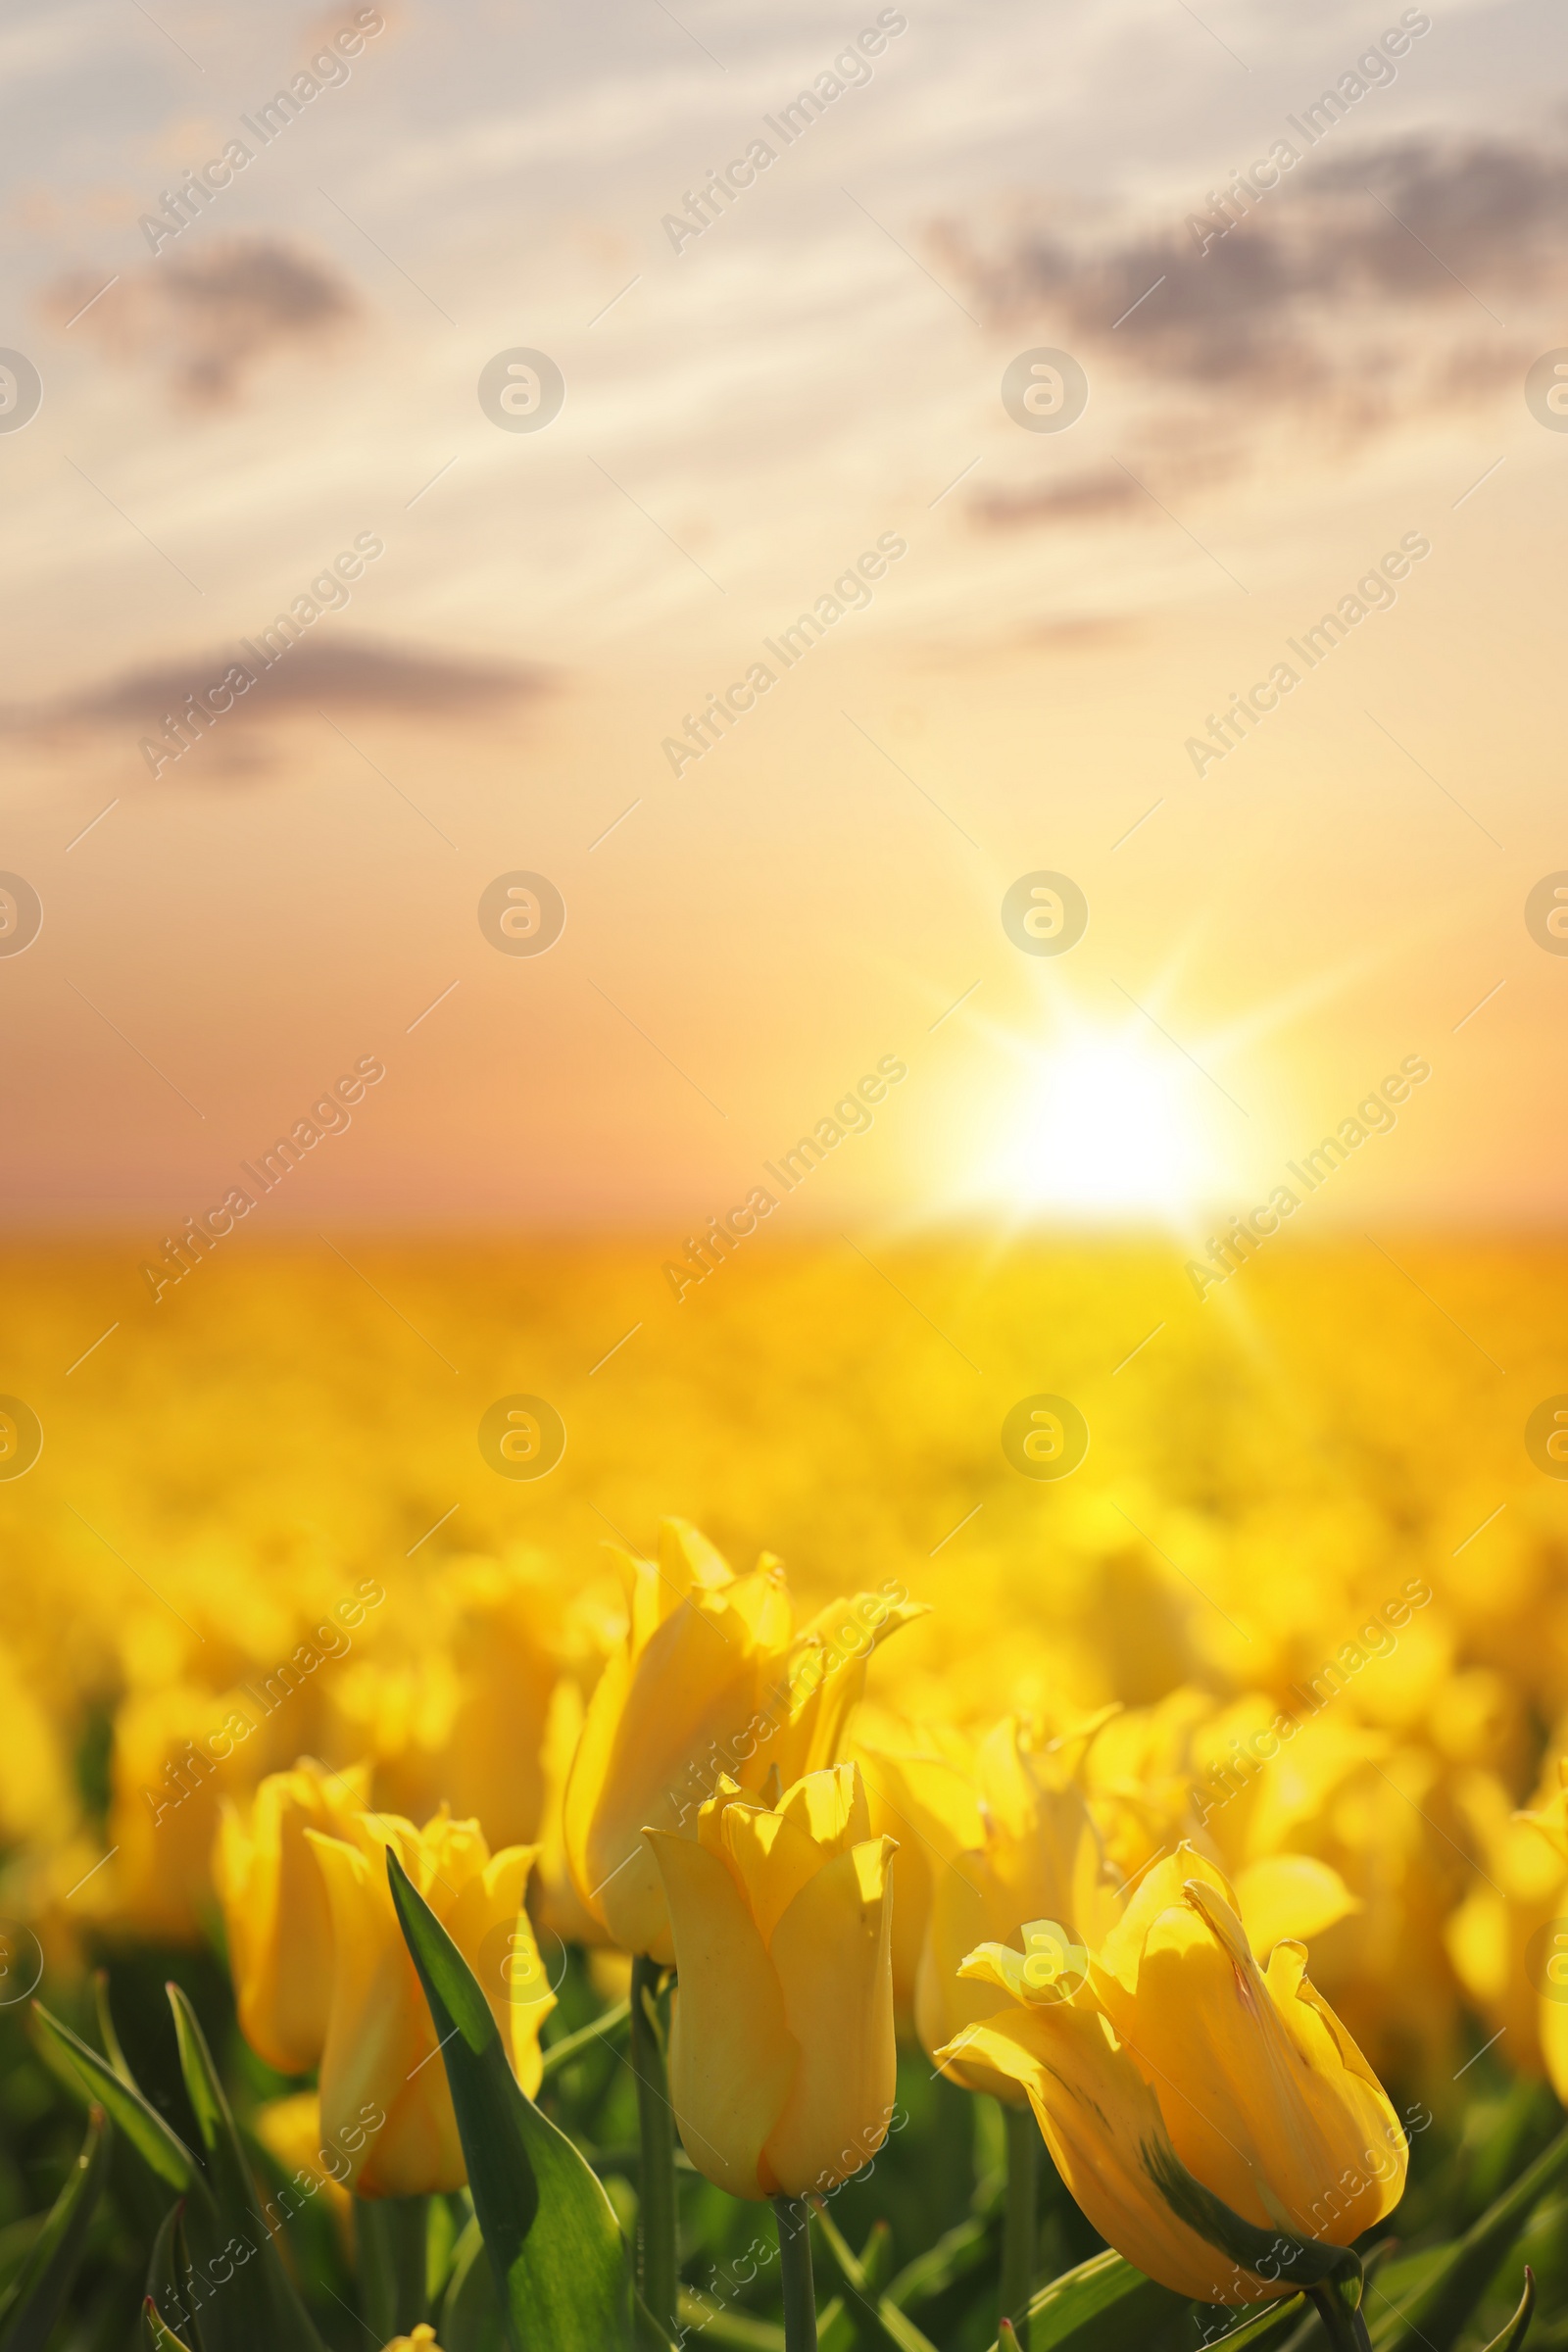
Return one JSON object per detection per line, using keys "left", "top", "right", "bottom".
{"left": 62, "top": 637, "right": 542, "bottom": 724}
{"left": 45, "top": 237, "right": 358, "bottom": 405}
{"left": 944, "top": 139, "right": 1561, "bottom": 367}
{"left": 1316, "top": 140, "right": 1568, "bottom": 295}
{"left": 943, "top": 137, "right": 1561, "bottom": 527}
{"left": 4, "top": 636, "right": 549, "bottom": 779}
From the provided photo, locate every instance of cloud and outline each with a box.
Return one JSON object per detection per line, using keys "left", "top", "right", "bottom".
{"left": 1315, "top": 140, "right": 1568, "bottom": 298}
{"left": 969, "top": 448, "right": 1239, "bottom": 533}
{"left": 45, "top": 237, "right": 359, "bottom": 405}
{"left": 972, "top": 469, "right": 1147, "bottom": 527}
{"left": 1023, "top": 614, "right": 1141, "bottom": 651}
{"left": 941, "top": 137, "right": 1563, "bottom": 525}
{"left": 3, "top": 636, "right": 550, "bottom": 778}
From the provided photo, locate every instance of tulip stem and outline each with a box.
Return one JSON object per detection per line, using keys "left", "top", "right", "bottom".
{"left": 1305, "top": 2280, "right": 1373, "bottom": 2352}
{"left": 354, "top": 2193, "right": 429, "bottom": 2341}
{"left": 774, "top": 2198, "right": 817, "bottom": 2351}
{"left": 1001, "top": 2101, "right": 1038, "bottom": 2348}
{"left": 631, "top": 1955, "right": 679, "bottom": 2339}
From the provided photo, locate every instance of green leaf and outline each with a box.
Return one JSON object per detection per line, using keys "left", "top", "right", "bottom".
{"left": 144, "top": 2299, "right": 199, "bottom": 2352}
{"left": 857, "top": 2224, "right": 894, "bottom": 2297}
{"left": 539, "top": 1998, "right": 632, "bottom": 2081}
{"left": 674, "top": 2288, "right": 786, "bottom": 2348}
{"left": 167, "top": 1990, "right": 260, "bottom": 2219}
{"left": 239, "top": 2123, "right": 342, "bottom": 2311}
{"left": 427, "top": 2193, "right": 466, "bottom": 2312}
{"left": 986, "top": 2247, "right": 1189, "bottom": 2352}
{"left": 92, "top": 1971, "right": 136, "bottom": 2084}
{"left": 815, "top": 2296, "right": 852, "bottom": 2352}
{"left": 0, "top": 2225, "right": 41, "bottom": 2310}
{"left": 0, "top": 2104, "right": 112, "bottom": 2352}
{"left": 145, "top": 2200, "right": 195, "bottom": 2350}
{"left": 1194, "top": 2296, "right": 1310, "bottom": 2351}
{"left": 1142, "top": 2135, "right": 1362, "bottom": 2295}
{"left": 440, "top": 2215, "right": 510, "bottom": 2352}
{"left": 165, "top": 1984, "right": 327, "bottom": 2352}
{"left": 1478, "top": 2270, "right": 1536, "bottom": 2352}
{"left": 882, "top": 2214, "right": 992, "bottom": 2313}
{"left": 387, "top": 1845, "right": 632, "bottom": 2352}
{"left": 809, "top": 2201, "right": 940, "bottom": 2352}
{"left": 633, "top": 2284, "right": 683, "bottom": 2349}
{"left": 1372, "top": 2119, "right": 1568, "bottom": 2351}
{"left": 355, "top": 2194, "right": 433, "bottom": 2344}
{"left": 31, "top": 2003, "right": 204, "bottom": 2205}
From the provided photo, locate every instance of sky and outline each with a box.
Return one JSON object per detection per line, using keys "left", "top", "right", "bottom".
{"left": 2, "top": 0, "right": 1566, "bottom": 1246}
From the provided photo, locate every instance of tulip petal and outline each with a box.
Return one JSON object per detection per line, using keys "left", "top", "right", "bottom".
{"left": 1233, "top": 1855, "right": 1359, "bottom": 1958}
{"left": 1543, "top": 1985, "right": 1568, "bottom": 2107}
{"left": 660, "top": 1518, "right": 734, "bottom": 1602}
{"left": 724, "top": 1562, "right": 794, "bottom": 1651}
{"left": 761, "top": 1838, "right": 898, "bottom": 2199}
{"left": 309, "top": 1829, "right": 467, "bottom": 2197}
{"left": 917, "top": 1853, "right": 1031, "bottom": 2101}
{"left": 697, "top": 1777, "right": 769, "bottom": 1861}
{"left": 770, "top": 1597, "right": 927, "bottom": 1784}
{"left": 645, "top": 1830, "right": 797, "bottom": 2200}
{"left": 777, "top": 1761, "right": 868, "bottom": 1855}
{"left": 562, "top": 1646, "right": 634, "bottom": 1918}
{"left": 720, "top": 1807, "right": 828, "bottom": 1947}
{"left": 948, "top": 2002, "right": 1281, "bottom": 2306}
{"left": 956, "top": 1937, "right": 1034, "bottom": 2002}
{"left": 444, "top": 1844, "right": 556, "bottom": 2099}
{"left": 1095, "top": 1844, "right": 1238, "bottom": 2005}
{"left": 565, "top": 1594, "right": 766, "bottom": 1957}
{"left": 855, "top": 1739, "right": 983, "bottom": 2024}
{"left": 1517, "top": 1779, "right": 1568, "bottom": 1867}
{"left": 216, "top": 1759, "right": 372, "bottom": 2078}
{"left": 1122, "top": 1878, "right": 1406, "bottom": 2242}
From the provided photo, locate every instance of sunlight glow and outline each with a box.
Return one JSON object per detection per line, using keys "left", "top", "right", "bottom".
{"left": 979, "top": 1024, "right": 1228, "bottom": 1223}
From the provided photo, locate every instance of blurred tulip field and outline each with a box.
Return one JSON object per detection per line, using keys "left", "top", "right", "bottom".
{"left": 4, "top": 1237, "right": 1568, "bottom": 2352}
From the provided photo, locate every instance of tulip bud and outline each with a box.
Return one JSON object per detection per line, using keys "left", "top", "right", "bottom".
{"left": 564, "top": 1519, "right": 922, "bottom": 1959}
{"left": 215, "top": 1757, "right": 372, "bottom": 2075}
{"left": 645, "top": 1763, "right": 898, "bottom": 2201}
{"left": 945, "top": 1848, "right": 1407, "bottom": 2304}
{"left": 308, "top": 1808, "right": 555, "bottom": 2197}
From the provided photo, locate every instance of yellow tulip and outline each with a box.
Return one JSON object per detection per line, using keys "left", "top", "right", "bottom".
{"left": 215, "top": 1758, "right": 372, "bottom": 2075}
{"left": 532, "top": 1677, "right": 612, "bottom": 1948}
{"left": 109, "top": 1684, "right": 280, "bottom": 1943}
{"left": 854, "top": 1716, "right": 981, "bottom": 2027}
{"left": 0, "top": 1641, "right": 75, "bottom": 1855}
{"left": 322, "top": 1556, "right": 572, "bottom": 1849}
{"left": 308, "top": 1808, "right": 555, "bottom": 2197}
{"left": 381, "top": 2331, "right": 441, "bottom": 2351}
{"left": 1514, "top": 1757, "right": 1568, "bottom": 2098}
{"left": 944, "top": 1847, "right": 1406, "bottom": 2304}
{"left": 564, "top": 1518, "right": 919, "bottom": 1958}
{"left": 917, "top": 1715, "right": 1121, "bottom": 2101}
{"left": 645, "top": 1763, "right": 897, "bottom": 2200}
{"left": 917, "top": 1717, "right": 1358, "bottom": 2105}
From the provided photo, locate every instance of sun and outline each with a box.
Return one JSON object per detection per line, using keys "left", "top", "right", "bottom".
{"left": 962, "top": 1016, "right": 1233, "bottom": 1225}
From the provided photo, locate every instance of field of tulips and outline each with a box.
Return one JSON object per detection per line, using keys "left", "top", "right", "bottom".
{"left": 3, "top": 1238, "right": 1568, "bottom": 2352}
